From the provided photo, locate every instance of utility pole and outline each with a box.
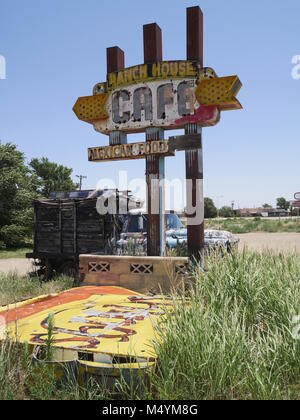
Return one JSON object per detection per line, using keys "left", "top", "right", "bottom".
{"left": 76, "top": 175, "right": 87, "bottom": 191}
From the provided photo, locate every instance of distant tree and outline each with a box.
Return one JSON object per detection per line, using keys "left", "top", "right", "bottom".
{"left": 262, "top": 204, "right": 272, "bottom": 209}
{"left": 29, "top": 157, "right": 78, "bottom": 198}
{"left": 276, "top": 197, "right": 290, "bottom": 210}
{"left": 219, "top": 206, "right": 235, "bottom": 218}
{"left": 0, "top": 142, "right": 36, "bottom": 248}
{"left": 204, "top": 198, "right": 217, "bottom": 219}
{"left": 0, "top": 143, "right": 80, "bottom": 249}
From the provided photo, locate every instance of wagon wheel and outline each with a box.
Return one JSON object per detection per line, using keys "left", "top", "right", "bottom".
{"left": 58, "top": 261, "right": 78, "bottom": 280}
{"left": 43, "top": 259, "right": 53, "bottom": 281}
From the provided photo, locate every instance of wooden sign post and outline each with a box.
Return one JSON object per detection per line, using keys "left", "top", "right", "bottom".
{"left": 73, "top": 5, "right": 242, "bottom": 260}
{"left": 185, "top": 6, "right": 204, "bottom": 260}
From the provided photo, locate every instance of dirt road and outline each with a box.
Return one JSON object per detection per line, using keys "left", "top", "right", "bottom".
{"left": 0, "top": 234, "right": 299, "bottom": 277}
{"left": 237, "top": 233, "right": 300, "bottom": 254}
{"left": 0, "top": 259, "right": 34, "bottom": 276}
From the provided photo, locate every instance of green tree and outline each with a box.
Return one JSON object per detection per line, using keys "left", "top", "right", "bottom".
{"left": 263, "top": 203, "right": 272, "bottom": 209}
{"left": 0, "top": 142, "right": 36, "bottom": 248}
{"left": 29, "top": 157, "right": 78, "bottom": 198}
{"left": 219, "top": 206, "right": 235, "bottom": 218}
{"left": 204, "top": 197, "right": 217, "bottom": 219}
{"left": 276, "top": 197, "right": 290, "bottom": 210}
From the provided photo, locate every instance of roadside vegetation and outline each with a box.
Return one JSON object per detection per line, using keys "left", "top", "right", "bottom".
{"left": 205, "top": 217, "right": 300, "bottom": 234}
{"left": 1, "top": 250, "right": 300, "bottom": 400}
{"left": 0, "top": 141, "right": 78, "bottom": 250}
{"left": 151, "top": 250, "right": 300, "bottom": 400}
{"left": 0, "top": 248, "right": 32, "bottom": 260}
{"left": 0, "top": 273, "right": 73, "bottom": 306}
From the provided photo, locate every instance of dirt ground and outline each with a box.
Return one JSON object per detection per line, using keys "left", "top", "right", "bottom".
{"left": 237, "top": 233, "right": 300, "bottom": 254}
{"left": 0, "top": 233, "right": 299, "bottom": 276}
{"left": 0, "top": 258, "right": 34, "bottom": 276}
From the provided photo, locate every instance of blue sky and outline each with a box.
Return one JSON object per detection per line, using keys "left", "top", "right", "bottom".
{"left": 0, "top": 0, "right": 299, "bottom": 209}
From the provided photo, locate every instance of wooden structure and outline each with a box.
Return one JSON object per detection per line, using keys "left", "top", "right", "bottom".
{"left": 185, "top": 7, "right": 204, "bottom": 259}
{"left": 27, "top": 195, "right": 121, "bottom": 277}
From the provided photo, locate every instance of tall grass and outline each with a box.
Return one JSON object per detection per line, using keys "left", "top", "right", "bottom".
{"left": 0, "top": 338, "right": 113, "bottom": 400}
{"left": 0, "top": 273, "right": 73, "bottom": 306}
{"left": 1, "top": 251, "right": 300, "bottom": 400}
{"left": 149, "top": 250, "right": 300, "bottom": 400}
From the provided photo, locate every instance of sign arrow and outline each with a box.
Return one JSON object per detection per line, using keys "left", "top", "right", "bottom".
{"left": 195, "top": 75, "right": 242, "bottom": 111}
{"left": 73, "top": 93, "right": 109, "bottom": 123}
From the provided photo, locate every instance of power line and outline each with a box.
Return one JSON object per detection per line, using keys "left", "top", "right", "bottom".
{"left": 76, "top": 175, "right": 87, "bottom": 191}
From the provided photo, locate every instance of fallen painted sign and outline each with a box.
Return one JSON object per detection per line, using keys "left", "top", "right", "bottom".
{"left": 0, "top": 286, "right": 173, "bottom": 374}
{"left": 73, "top": 63, "right": 242, "bottom": 134}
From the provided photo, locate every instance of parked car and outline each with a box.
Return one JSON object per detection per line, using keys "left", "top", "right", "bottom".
{"left": 116, "top": 209, "right": 184, "bottom": 254}
{"left": 168, "top": 228, "right": 239, "bottom": 252}
{"left": 117, "top": 210, "right": 239, "bottom": 254}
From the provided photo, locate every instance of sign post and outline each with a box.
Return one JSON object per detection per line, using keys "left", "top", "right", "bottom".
{"left": 185, "top": 6, "right": 204, "bottom": 260}
{"left": 73, "top": 5, "right": 242, "bottom": 261}
{"left": 107, "top": 47, "right": 127, "bottom": 147}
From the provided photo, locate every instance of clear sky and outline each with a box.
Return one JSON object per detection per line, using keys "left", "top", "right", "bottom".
{"left": 0, "top": 0, "right": 299, "bottom": 209}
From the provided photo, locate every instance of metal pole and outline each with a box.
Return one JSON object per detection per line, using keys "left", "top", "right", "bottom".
{"left": 106, "top": 47, "right": 127, "bottom": 217}
{"left": 76, "top": 175, "right": 87, "bottom": 191}
{"left": 144, "top": 23, "right": 166, "bottom": 257}
{"left": 107, "top": 47, "right": 127, "bottom": 147}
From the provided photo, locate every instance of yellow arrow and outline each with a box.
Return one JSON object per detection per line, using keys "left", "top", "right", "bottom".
{"left": 195, "top": 75, "right": 242, "bottom": 111}
{"left": 73, "top": 93, "right": 109, "bottom": 123}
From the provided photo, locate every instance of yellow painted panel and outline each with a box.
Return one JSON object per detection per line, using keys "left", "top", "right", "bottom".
{"left": 73, "top": 94, "right": 109, "bottom": 123}
{"left": 196, "top": 75, "right": 242, "bottom": 111}
{"left": 0, "top": 286, "right": 173, "bottom": 362}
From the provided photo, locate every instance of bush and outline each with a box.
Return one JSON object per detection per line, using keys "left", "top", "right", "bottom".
{"left": 219, "top": 206, "right": 235, "bottom": 218}
{"left": 0, "top": 225, "right": 32, "bottom": 249}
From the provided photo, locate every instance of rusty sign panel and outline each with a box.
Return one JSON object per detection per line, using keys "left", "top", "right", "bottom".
{"left": 73, "top": 61, "right": 242, "bottom": 134}
{"left": 88, "top": 134, "right": 202, "bottom": 162}
{"left": 88, "top": 140, "right": 171, "bottom": 162}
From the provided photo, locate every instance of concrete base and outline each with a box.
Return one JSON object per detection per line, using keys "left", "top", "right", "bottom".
{"left": 79, "top": 255, "right": 190, "bottom": 294}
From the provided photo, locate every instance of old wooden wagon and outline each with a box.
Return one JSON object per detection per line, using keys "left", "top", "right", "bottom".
{"left": 26, "top": 190, "right": 135, "bottom": 279}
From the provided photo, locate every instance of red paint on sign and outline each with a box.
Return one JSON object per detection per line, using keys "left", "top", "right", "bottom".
{"left": 175, "top": 105, "right": 219, "bottom": 126}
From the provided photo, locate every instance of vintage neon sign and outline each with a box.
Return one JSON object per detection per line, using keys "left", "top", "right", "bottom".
{"left": 73, "top": 62, "right": 242, "bottom": 135}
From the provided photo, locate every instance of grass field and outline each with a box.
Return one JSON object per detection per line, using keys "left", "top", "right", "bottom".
{"left": 205, "top": 217, "right": 300, "bottom": 234}
{"left": 1, "top": 250, "right": 300, "bottom": 400}
{"left": 0, "top": 248, "right": 32, "bottom": 260}
{"left": 0, "top": 273, "right": 73, "bottom": 306}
